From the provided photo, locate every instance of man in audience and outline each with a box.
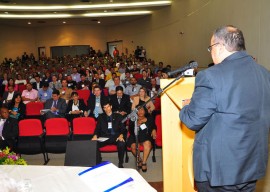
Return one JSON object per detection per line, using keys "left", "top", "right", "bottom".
{"left": 1, "top": 85, "right": 19, "bottom": 107}
{"left": 66, "top": 75, "right": 77, "bottom": 90}
{"left": 43, "top": 90, "right": 67, "bottom": 119}
{"left": 120, "top": 70, "right": 132, "bottom": 87}
{"left": 149, "top": 78, "right": 160, "bottom": 98}
{"left": 92, "top": 100, "right": 126, "bottom": 168}
{"left": 0, "top": 107, "right": 18, "bottom": 150}
{"left": 71, "top": 67, "right": 81, "bottom": 83}
{"left": 137, "top": 70, "right": 151, "bottom": 89}
{"left": 22, "top": 83, "right": 38, "bottom": 104}
{"left": 38, "top": 82, "right": 53, "bottom": 103}
{"left": 92, "top": 72, "right": 105, "bottom": 89}
{"left": 59, "top": 79, "right": 73, "bottom": 103}
{"left": 49, "top": 75, "right": 61, "bottom": 90}
{"left": 87, "top": 85, "right": 107, "bottom": 119}
{"left": 124, "top": 77, "right": 141, "bottom": 101}
{"left": 104, "top": 72, "right": 117, "bottom": 88}
{"left": 110, "top": 86, "right": 131, "bottom": 117}
{"left": 108, "top": 76, "right": 125, "bottom": 95}
{"left": 76, "top": 73, "right": 90, "bottom": 90}
{"left": 32, "top": 75, "right": 43, "bottom": 90}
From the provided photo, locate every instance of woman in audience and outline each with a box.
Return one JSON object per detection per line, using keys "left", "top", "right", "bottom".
{"left": 132, "top": 87, "right": 155, "bottom": 114}
{"left": 127, "top": 105, "right": 156, "bottom": 172}
{"left": 66, "top": 92, "right": 88, "bottom": 129}
{"left": 15, "top": 74, "right": 27, "bottom": 85}
{"left": 8, "top": 93, "right": 26, "bottom": 121}
{"left": 5, "top": 78, "right": 18, "bottom": 91}
{"left": 58, "top": 73, "right": 64, "bottom": 83}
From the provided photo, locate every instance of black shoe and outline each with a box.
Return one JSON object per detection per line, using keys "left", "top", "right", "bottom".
{"left": 142, "top": 163, "right": 147, "bottom": 172}
{"left": 118, "top": 163, "right": 124, "bottom": 168}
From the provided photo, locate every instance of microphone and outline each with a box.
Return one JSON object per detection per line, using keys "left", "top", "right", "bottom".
{"left": 167, "top": 61, "right": 198, "bottom": 76}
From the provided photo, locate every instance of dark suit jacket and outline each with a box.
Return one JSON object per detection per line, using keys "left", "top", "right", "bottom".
{"left": 180, "top": 51, "right": 270, "bottom": 186}
{"left": 92, "top": 79, "right": 105, "bottom": 89}
{"left": 94, "top": 112, "right": 126, "bottom": 138}
{"left": 109, "top": 94, "right": 131, "bottom": 114}
{"left": 2, "top": 91, "right": 20, "bottom": 101}
{"left": 87, "top": 95, "right": 108, "bottom": 117}
{"left": 44, "top": 98, "right": 67, "bottom": 118}
{"left": 66, "top": 99, "right": 87, "bottom": 114}
{"left": 2, "top": 117, "right": 19, "bottom": 149}
{"left": 32, "top": 81, "right": 44, "bottom": 91}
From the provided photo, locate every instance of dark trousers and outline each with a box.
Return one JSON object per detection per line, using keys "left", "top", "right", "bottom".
{"left": 195, "top": 180, "right": 257, "bottom": 192}
{"left": 97, "top": 135, "right": 125, "bottom": 164}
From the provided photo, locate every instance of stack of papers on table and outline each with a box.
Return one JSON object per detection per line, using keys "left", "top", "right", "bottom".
{"left": 78, "top": 161, "right": 134, "bottom": 192}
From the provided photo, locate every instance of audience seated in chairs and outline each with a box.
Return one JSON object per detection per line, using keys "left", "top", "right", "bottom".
{"left": 59, "top": 79, "right": 73, "bottom": 103}
{"left": 1, "top": 84, "right": 20, "bottom": 107}
{"left": 66, "top": 92, "right": 88, "bottom": 129}
{"left": 87, "top": 85, "right": 107, "bottom": 120}
{"left": 127, "top": 105, "right": 156, "bottom": 172}
{"left": 0, "top": 107, "right": 19, "bottom": 151}
{"left": 110, "top": 86, "right": 131, "bottom": 117}
{"left": 42, "top": 90, "right": 67, "bottom": 120}
{"left": 132, "top": 87, "right": 155, "bottom": 114}
{"left": 22, "top": 83, "right": 38, "bottom": 104}
{"left": 92, "top": 99, "right": 126, "bottom": 168}
{"left": 8, "top": 93, "right": 26, "bottom": 121}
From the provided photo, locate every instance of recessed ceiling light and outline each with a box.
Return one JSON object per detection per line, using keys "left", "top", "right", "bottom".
{"left": 63, "top": 21, "right": 66, "bottom": 24}
{"left": 28, "top": 22, "right": 31, "bottom": 24}
{"left": 97, "top": 21, "right": 101, "bottom": 24}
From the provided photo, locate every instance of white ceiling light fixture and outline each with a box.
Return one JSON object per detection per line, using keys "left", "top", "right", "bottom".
{"left": 83, "top": 11, "right": 152, "bottom": 17}
{"left": 0, "top": 14, "right": 72, "bottom": 19}
{"left": 0, "top": 1, "right": 171, "bottom": 11}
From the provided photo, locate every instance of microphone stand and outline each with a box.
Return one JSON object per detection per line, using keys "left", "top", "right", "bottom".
{"left": 122, "top": 72, "right": 185, "bottom": 171}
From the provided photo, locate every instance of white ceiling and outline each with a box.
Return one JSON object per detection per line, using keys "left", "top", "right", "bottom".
{"left": 0, "top": 0, "right": 171, "bottom": 27}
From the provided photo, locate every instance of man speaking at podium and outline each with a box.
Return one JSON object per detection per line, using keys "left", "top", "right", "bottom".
{"left": 180, "top": 25, "right": 270, "bottom": 191}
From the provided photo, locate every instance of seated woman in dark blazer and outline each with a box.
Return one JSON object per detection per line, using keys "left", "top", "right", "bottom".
{"left": 8, "top": 93, "right": 26, "bottom": 121}
{"left": 127, "top": 105, "right": 157, "bottom": 172}
{"left": 66, "top": 92, "right": 88, "bottom": 128}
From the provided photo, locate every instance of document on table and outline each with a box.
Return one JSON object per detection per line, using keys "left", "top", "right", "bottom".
{"left": 78, "top": 161, "right": 134, "bottom": 192}
{"left": 97, "top": 137, "right": 109, "bottom": 142}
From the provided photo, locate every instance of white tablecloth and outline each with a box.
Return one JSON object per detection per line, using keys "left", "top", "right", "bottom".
{"left": 0, "top": 165, "right": 157, "bottom": 192}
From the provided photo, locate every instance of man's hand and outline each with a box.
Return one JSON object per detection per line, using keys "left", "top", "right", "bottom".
{"left": 92, "top": 135, "right": 98, "bottom": 140}
{"left": 151, "top": 129, "right": 157, "bottom": 139}
{"left": 116, "top": 134, "right": 125, "bottom": 142}
{"left": 182, "top": 99, "right": 191, "bottom": 107}
{"left": 51, "top": 107, "right": 57, "bottom": 112}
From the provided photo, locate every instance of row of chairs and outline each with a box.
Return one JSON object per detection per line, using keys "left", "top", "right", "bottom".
{"left": 16, "top": 116, "right": 162, "bottom": 165}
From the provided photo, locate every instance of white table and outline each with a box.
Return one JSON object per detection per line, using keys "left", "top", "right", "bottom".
{"left": 0, "top": 165, "right": 157, "bottom": 192}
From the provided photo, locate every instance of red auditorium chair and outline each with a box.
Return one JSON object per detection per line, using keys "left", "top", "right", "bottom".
{"left": 25, "top": 102, "right": 44, "bottom": 119}
{"left": 155, "top": 114, "right": 162, "bottom": 148}
{"left": 72, "top": 117, "right": 96, "bottom": 140}
{"left": 102, "top": 88, "right": 109, "bottom": 96}
{"left": 18, "top": 84, "right": 26, "bottom": 93}
{"left": 76, "top": 90, "right": 90, "bottom": 105}
{"left": 17, "top": 119, "right": 49, "bottom": 164}
{"left": 44, "top": 118, "right": 71, "bottom": 154}
{"left": 133, "top": 73, "right": 143, "bottom": 81}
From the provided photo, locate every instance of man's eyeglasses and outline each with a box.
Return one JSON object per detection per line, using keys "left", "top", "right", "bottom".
{"left": 207, "top": 43, "right": 219, "bottom": 52}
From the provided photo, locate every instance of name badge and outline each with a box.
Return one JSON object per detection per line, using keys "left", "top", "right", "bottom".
{"left": 140, "top": 123, "right": 147, "bottom": 130}
{"left": 44, "top": 93, "right": 48, "bottom": 97}
{"left": 73, "top": 77, "right": 76, "bottom": 80}
{"left": 82, "top": 84, "right": 85, "bottom": 88}
{"left": 108, "top": 122, "right": 112, "bottom": 129}
{"left": 68, "top": 84, "right": 71, "bottom": 87}
{"left": 152, "top": 88, "right": 156, "bottom": 91}
{"left": 96, "top": 103, "right": 100, "bottom": 107}
{"left": 26, "top": 93, "right": 30, "bottom": 96}
{"left": 62, "top": 91, "right": 65, "bottom": 94}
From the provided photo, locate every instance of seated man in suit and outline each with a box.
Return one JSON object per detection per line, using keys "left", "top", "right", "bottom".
{"left": 32, "top": 74, "right": 43, "bottom": 91}
{"left": 43, "top": 90, "right": 67, "bottom": 119}
{"left": 1, "top": 84, "right": 20, "bottom": 107}
{"left": 110, "top": 86, "right": 131, "bottom": 117}
{"left": 87, "top": 85, "right": 107, "bottom": 120}
{"left": 92, "top": 72, "right": 105, "bottom": 89}
{"left": 0, "top": 107, "right": 19, "bottom": 150}
{"left": 92, "top": 100, "right": 126, "bottom": 168}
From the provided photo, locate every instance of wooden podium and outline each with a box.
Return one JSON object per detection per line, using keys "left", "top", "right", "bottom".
{"left": 160, "top": 77, "right": 196, "bottom": 192}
